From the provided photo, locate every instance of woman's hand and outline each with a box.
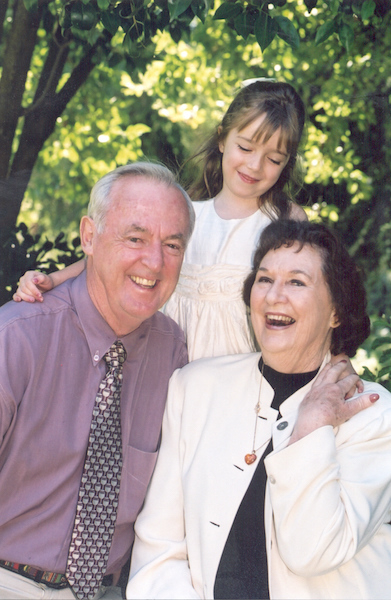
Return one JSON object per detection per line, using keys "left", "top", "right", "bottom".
{"left": 289, "top": 361, "right": 379, "bottom": 445}
{"left": 330, "top": 353, "right": 364, "bottom": 397}
{"left": 13, "top": 271, "right": 54, "bottom": 303}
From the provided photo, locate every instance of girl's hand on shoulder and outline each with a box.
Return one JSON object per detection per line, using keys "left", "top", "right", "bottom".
{"left": 13, "top": 271, "right": 54, "bottom": 303}
{"left": 330, "top": 354, "right": 364, "bottom": 397}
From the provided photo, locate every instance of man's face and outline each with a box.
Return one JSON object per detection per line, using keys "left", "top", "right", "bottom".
{"left": 81, "top": 175, "right": 190, "bottom": 335}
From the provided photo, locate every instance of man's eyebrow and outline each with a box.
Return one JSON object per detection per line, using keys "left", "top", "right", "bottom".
{"left": 126, "top": 225, "right": 149, "bottom": 234}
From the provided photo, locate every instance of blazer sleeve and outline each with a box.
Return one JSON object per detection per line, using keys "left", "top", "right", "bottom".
{"left": 264, "top": 390, "right": 391, "bottom": 577}
{"left": 127, "top": 367, "right": 201, "bottom": 600}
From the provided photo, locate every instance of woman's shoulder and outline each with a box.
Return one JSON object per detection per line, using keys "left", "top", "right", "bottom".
{"left": 173, "top": 352, "right": 259, "bottom": 383}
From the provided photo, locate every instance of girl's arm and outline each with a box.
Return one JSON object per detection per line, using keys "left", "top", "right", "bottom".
{"left": 13, "top": 259, "right": 86, "bottom": 303}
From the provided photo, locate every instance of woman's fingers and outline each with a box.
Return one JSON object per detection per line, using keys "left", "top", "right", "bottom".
{"left": 289, "top": 373, "right": 378, "bottom": 445}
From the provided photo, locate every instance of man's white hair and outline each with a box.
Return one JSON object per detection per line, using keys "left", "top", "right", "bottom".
{"left": 88, "top": 162, "right": 195, "bottom": 240}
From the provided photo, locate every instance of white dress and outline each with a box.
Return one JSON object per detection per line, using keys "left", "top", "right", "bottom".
{"left": 162, "top": 199, "right": 273, "bottom": 361}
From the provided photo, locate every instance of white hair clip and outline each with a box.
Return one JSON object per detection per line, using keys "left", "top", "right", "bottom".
{"left": 241, "top": 77, "right": 276, "bottom": 87}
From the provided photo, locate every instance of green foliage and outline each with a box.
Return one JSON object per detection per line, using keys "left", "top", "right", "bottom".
{"left": 360, "top": 316, "right": 391, "bottom": 392}
{"left": 0, "top": 223, "right": 83, "bottom": 304}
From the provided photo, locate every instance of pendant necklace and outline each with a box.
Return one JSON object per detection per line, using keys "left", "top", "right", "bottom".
{"left": 244, "top": 360, "right": 265, "bottom": 465}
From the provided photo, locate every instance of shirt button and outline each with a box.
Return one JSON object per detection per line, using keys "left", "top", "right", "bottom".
{"left": 269, "top": 476, "right": 276, "bottom": 484}
{"left": 277, "top": 421, "right": 288, "bottom": 430}
{"left": 93, "top": 353, "right": 99, "bottom": 362}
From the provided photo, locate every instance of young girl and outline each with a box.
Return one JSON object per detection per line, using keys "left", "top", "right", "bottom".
{"left": 15, "top": 81, "right": 307, "bottom": 361}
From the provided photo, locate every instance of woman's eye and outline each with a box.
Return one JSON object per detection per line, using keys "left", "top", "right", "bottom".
{"left": 290, "top": 279, "right": 305, "bottom": 286}
{"left": 257, "top": 276, "right": 272, "bottom": 284}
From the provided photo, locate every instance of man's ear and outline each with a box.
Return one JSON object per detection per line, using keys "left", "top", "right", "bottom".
{"left": 80, "top": 216, "right": 95, "bottom": 256}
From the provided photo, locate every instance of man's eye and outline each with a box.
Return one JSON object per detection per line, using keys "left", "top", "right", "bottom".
{"left": 165, "top": 243, "right": 182, "bottom": 254}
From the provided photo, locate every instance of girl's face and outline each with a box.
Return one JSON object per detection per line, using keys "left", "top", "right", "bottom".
{"left": 218, "top": 113, "right": 290, "bottom": 208}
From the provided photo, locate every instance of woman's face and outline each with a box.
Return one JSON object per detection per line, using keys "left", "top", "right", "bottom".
{"left": 250, "top": 242, "right": 339, "bottom": 373}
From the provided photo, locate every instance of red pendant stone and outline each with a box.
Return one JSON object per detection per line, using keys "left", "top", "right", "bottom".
{"left": 245, "top": 453, "right": 257, "bottom": 465}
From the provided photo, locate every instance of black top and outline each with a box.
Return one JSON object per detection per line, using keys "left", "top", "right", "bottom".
{"left": 214, "top": 358, "right": 319, "bottom": 600}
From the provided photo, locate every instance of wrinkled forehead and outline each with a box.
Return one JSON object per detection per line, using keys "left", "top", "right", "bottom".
{"left": 108, "top": 175, "right": 191, "bottom": 233}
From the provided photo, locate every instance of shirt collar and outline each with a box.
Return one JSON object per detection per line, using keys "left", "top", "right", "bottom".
{"left": 70, "top": 270, "right": 152, "bottom": 367}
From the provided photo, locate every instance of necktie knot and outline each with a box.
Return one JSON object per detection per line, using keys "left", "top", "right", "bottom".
{"left": 104, "top": 340, "right": 127, "bottom": 369}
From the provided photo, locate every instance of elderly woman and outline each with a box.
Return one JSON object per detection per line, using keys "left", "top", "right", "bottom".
{"left": 126, "top": 220, "right": 391, "bottom": 600}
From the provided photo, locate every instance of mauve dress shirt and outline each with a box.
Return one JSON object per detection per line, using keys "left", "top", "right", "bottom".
{"left": 0, "top": 271, "right": 187, "bottom": 576}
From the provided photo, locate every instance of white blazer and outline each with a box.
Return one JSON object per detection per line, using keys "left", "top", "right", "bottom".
{"left": 127, "top": 353, "right": 391, "bottom": 599}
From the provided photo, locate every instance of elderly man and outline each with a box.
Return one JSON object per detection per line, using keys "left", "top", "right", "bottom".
{"left": 0, "top": 163, "right": 195, "bottom": 600}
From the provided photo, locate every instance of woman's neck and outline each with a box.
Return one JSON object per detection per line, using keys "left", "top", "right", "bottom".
{"left": 261, "top": 349, "right": 327, "bottom": 375}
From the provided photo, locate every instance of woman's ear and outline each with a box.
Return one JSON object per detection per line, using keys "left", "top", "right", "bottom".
{"left": 80, "top": 216, "right": 95, "bottom": 256}
{"left": 330, "top": 310, "right": 340, "bottom": 329}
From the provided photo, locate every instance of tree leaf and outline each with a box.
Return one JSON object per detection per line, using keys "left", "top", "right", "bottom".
{"left": 234, "top": 8, "right": 259, "bottom": 39}
{"left": 191, "top": 0, "right": 208, "bottom": 23}
{"left": 361, "top": 0, "right": 376, "bottom": 20}
{"left": 315, "top": 18, "right": 337, "bottom": 45}
{"left": 101, "top": 10, "right": 120, "bottom": 35}
{"left": 213, "top": 2, "right": 243, "bottom": 20}
{"left": 23, "top": 0, "right": 38, "bottom": 11}
{"left": 274, "top": 15, "right": 300, "bottom": 50}
{"left": 255, "top": 12, "right": 276, "bottom": 51}
{"left": 379, "top": 347, "right": 391, "bottom": 361}
{"left": 360, "top": 366, "right": 377, "bottom": 382}
{"left": 304, "top": 0, "right": 317, "bottom": 10}
{"left": 71, "top": 1, "right": 97, "bottom": 31}
{"left": 372, "top": 336, "right": 391, "bottom": 350}
{"left": 97, "top": 0, "right": 111, "bottom": 10}
{"left": 168, "top": 0, "right": 193, "bottom": 21}
{"left": 378, "top": 365, "right": 391, "bottom": 379}
{"left": 338, "top": 21, "right": 354, "bottom": 51}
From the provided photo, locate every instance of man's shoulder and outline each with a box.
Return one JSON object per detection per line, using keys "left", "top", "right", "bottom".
{"left": 0, "top": 281, "right": 75, "bottom": 332}
{"left": 147, "top": 310, "right": 186, "bottom": 343}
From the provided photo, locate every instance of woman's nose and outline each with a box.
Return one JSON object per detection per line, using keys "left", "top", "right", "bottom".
{"left": 265, "top": 281, "right": 286, "bottom": 303}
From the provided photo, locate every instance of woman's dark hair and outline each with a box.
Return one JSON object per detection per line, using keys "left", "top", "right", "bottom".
{"left": 184, "top": 81, "right": 306, "bottom": 219}
{"left": 243, "top": 220, "right": 370, "bottom": 357}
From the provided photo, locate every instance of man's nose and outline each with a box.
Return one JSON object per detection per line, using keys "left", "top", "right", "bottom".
{"left": 142, "top": 242, "right": 164, "bottom": 272}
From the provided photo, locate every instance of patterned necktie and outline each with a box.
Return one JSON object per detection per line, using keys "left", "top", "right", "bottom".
{"left": 66, "top": 340, "right": 127, "bottom": 600}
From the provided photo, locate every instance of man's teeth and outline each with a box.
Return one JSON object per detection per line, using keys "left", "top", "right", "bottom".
{"left": 266, "top": 315, "right": 295, "bottom": 325}
{"left": 131, "top": 276, "right": 156, "bottom": 288}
